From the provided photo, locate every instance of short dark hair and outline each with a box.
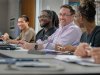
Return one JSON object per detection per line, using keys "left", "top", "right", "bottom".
{"left": 60, "top": 4, "right": 75, "bottom": 15}
{"left": 78, "top": 0, "right": 96, "bottom": 22}
{"left": 19, "top": 15, "right": 29, "bottom": 22}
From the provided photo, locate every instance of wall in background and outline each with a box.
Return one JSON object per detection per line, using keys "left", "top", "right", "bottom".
{"left": 0, "top": 0, "right": 8, "bottom": 34}
{"left": 8, "top": 0, "right": 20, "bottom": 39}
{"left": 21, "top": 0, "right": 36, "bottom": 29}
{"left": 0, "top": 0, "right": 20, "bottom": 38}
{"left": 42, "top": 0, "right": 63, "bottom": 14}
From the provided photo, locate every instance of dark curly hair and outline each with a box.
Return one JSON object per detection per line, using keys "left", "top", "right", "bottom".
{"left": 78, "top": 0, "right": 96, "bottom": 22}
{"left": 51, "top": 10, "right": 59, "bottom": 28}
{"left": 42, "top": 10, "right": 59, "bottom": 28}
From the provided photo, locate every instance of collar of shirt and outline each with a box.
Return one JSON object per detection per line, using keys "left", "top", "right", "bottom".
{"left": 59, "top": 21, "right": 75, "bottom": 32}
{"left": 59, "top": 21, "right": 74, "bottom": 28}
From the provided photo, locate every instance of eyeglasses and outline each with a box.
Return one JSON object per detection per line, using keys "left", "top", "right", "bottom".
{"left": 38, "top": 15, "right": 50, "bottom": 19}
{"left": 58, "top": 13, "right": 72, "bottom": 17}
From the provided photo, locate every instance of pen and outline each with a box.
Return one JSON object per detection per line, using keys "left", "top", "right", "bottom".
{"left": 85, "top": 43, "right": 93, "bottom": 56}
{"left": 85, "top": 43, "right": 92, "bottom": 51}
{"left": 88, "top": 43, "right": 93, "bottom": 50}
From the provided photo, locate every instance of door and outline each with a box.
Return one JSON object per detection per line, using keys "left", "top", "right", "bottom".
{"left": 20, "top": 0, "right": 36, "bottom": 28}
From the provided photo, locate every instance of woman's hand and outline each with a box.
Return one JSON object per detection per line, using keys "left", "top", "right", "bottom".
{"left": 91, "top": 48, "right": 100, "bottom": 64}
{"left": 74, "top": 43, "right": 89, "bottom": 57}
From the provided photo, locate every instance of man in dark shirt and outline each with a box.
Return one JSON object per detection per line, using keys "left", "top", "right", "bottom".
{"left": 35, "top": 10, "right": 59, "bottom": 41}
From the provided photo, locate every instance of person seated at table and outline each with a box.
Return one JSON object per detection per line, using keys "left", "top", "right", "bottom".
{"left": 35, "top": 10, "right": 59, "bottom": 41}
{"left": 73, "top": 0, "right": 100, "bottom": 64}
{"left": 1, "top": 15, "right": 35, "bottom": 44}
{"left": 55, "top": 0, "right": 100, "bottom": 52}
{"left": 55, "top": 12, "right": 86, "bottom": 52}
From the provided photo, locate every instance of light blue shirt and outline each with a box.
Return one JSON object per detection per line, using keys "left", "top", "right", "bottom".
{"left": 37, "top": 21, "right": 82, "bottom": 50}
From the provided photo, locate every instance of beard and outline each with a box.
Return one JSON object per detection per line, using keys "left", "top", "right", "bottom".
{"left": 40, "top": 22, "right": 50, "bottom": 28}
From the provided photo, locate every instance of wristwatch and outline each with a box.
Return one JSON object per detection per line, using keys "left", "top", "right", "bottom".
{"left": 34, "top": 44, "right": 38, "bottom": 50}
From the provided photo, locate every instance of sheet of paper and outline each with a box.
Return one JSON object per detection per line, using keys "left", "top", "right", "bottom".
{"left": 55, "top": 55, "right": 100, "bottom": 66}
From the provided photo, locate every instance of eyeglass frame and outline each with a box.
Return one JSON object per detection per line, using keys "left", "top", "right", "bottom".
{"left": 38, "top": 15, "right": 50, "bottom": 19}
{"left": 58, "top": 13, "right": 73, "bottom": 17}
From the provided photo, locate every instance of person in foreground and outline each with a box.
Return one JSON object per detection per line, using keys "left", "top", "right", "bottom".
{"left": 55, "top": 0, "right": 100, "bottom": 52}
{"left": 20, "top": 4, "right": 82, "bottom": 50}
{"left": 1, "top": 15, "right": 35, "bottom": 44}
{"left": 74, "top": 0, "right": 100, "bottom": 64}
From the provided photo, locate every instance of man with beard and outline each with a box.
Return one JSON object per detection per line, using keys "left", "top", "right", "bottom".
{"left": 35, "top": 10, "right": 59, "bottom": 41}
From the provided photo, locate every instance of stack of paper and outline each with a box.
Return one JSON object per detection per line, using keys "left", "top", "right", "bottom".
{"left": 55, "top": 55, "right": 100, "bottom": 66}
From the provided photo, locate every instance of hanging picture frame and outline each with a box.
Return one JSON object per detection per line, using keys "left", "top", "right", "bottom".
{"left": 10, "top": 18, "right": 15, "bottom": 29}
